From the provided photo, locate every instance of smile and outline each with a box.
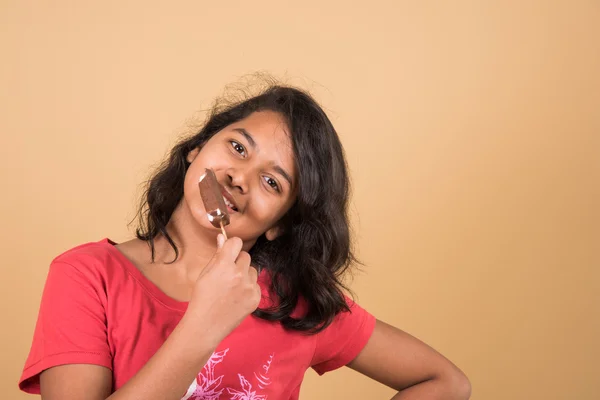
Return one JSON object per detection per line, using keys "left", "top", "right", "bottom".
{"left": 222, "top": 195, "right": 238, "bottom": 212}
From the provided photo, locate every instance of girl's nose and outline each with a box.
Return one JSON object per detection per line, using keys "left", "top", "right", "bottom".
{"left": 226, "top": 167, "right": 249, "bottom": 194}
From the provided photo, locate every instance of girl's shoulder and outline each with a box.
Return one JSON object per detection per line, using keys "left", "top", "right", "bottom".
{"left": 311, "top": 295, "right": 376, "bottom": 375}
{"left": 53, "top": 238, "right": 116, "bottom": 262}
{"left": 49, "top": 238, "right": 132, "bottom": 281}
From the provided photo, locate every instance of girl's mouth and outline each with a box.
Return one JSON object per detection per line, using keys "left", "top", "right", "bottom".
{"left": 219, "top": 181, "right": 239, "bottom": 213}
{"left": 221, "top": 193, "right": 238, "bottom": 213}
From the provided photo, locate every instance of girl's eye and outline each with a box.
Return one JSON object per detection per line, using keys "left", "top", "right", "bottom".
{"left": 264, "top": 176, "right": 280, "bottom": 192}
{"left": 230, "top": 141, "right": 246, "bottom": 156}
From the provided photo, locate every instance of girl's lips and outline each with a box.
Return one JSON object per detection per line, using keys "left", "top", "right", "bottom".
{"left": 220, "top": 186, "right": 239, "bottom": 212}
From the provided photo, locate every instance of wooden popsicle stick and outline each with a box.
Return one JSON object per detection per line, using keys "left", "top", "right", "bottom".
{"left": 220, "top": 221, "right": 228, "bottom": 240}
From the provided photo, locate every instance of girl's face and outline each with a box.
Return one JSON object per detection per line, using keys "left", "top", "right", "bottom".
{"left": 183, "top": 111, "right": 298, "bottom": 246}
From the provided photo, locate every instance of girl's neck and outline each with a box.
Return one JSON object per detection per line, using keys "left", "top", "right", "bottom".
{"left": 150, "top": 200, "right": 218, "bottom": 280}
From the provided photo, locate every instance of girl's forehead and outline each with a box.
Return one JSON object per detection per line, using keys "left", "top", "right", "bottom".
{"left": 233, "top": 112, "right": 292, "bottom": 150}
{"left": 235, "top": 111, "right": 289, "bottom": 137}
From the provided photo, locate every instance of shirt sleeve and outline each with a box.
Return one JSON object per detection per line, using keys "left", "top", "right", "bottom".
{"left": 311, "top": 296, "right": 376, "bottom": 375}
{"left": 19, "top": 260, "right": 112, "bottom": 394}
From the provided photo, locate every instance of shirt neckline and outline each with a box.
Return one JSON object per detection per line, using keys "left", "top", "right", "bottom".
{"left": 103, "top": 238, "right": 189, "bottom": 313}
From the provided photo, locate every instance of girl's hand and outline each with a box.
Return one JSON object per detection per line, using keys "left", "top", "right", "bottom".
{"left": 186, "top": 234, "right": 261, "bottom": 346}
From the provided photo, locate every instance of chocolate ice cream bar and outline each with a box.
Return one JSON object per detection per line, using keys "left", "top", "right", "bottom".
{"left": 198, "top": 168, "right": 230, "bottom": 238}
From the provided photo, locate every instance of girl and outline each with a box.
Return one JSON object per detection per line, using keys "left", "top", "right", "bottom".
{"left": 19, "top": 85, "right": 471, "bottom": 399}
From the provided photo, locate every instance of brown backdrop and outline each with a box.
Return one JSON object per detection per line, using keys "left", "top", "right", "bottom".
{"left": 1, "top": 1, "right": 598, "bottom": 399}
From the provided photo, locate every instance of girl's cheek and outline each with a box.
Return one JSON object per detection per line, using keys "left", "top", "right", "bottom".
{"left": 249, "top": 199, "right": 271, "bottom": 219}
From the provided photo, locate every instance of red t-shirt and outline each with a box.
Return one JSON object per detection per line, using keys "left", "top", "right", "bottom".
{"left": 19, "top": 239, "right": 376, "bottom": 399}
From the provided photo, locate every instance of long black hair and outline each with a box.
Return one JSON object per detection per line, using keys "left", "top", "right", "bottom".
{"left": 136, "top": 83, "right": 358, "bottom": 333}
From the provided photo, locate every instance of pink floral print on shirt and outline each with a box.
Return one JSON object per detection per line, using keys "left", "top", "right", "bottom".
{"left": 181, "top": 350, "right": 275, "bottom": 400}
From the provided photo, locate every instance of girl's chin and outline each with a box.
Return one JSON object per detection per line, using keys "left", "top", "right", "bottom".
{"left": 197, "top": 219, "right": 235, "bottom": 237}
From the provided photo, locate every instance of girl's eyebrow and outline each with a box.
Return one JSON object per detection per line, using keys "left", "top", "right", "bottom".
{"left": 232, "top": 127, "right": 294, "bottom": 189}
{"left": 273, "top": 165, "right": 293, "bottom": 189}
{"left": 232, "top": 128, "right": 257, "bottom": 149}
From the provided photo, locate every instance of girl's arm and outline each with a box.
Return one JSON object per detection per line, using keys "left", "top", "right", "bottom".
{"left": 40, "top": 312, "right": 217, "bottom": 400}
{"left": 348, "top": 320, "right": 471, "bottom": 400}
{"left": 40, "top": 237, "right": 260, "bottom": 400}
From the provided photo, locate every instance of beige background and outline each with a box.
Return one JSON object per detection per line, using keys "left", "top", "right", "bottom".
{"left": 1, "top": 1, "right": 598, "bottom": 399}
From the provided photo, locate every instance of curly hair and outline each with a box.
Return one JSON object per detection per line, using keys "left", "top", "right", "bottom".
{"left": 135, "top": 84, "right": 358, "bottom": 333}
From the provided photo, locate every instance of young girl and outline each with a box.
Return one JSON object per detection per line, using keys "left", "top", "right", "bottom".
{"left": 19, "top": 85, "right": 471, "bottom": 399}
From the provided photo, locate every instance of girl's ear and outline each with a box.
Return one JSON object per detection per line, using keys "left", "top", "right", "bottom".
{"left": 186, "top": 147, "right": 200, "bottom": 163}
{"left": 265, "top": 225, "right": 283, "bottom": 241}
